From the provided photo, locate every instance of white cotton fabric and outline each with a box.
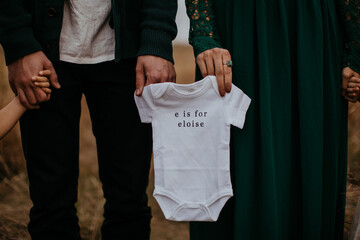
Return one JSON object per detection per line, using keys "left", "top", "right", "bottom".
{"left": 59, "top": 0, "right": 115, "bottom": 64}
{"left": 134, "top": 76, "right": 251, "bottom": 222}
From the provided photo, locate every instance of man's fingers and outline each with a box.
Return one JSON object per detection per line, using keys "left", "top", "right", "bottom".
{"left": 135, "top": 63, "right": 146, "bottom": 96}
{"left": 169, "top": 64, "right": 176, "bottom": 83}
{"left": 159, "top": 68, "right": 169, "bottom": 83}
{"left": 23, "top": 87, "right": 38, "bottom": 105}
{"left": 33, "top": 87, "right": 49, "bottom": 103}
{"left": 49, "top": 69, "right": 60, "bottom": 89}
{"left": 18, "top": 89, "right": 31, "bottom": 108}
{"left": 18, "top": 88, "right": 39, "bottom": 109}
{"left": 44, "top": 61, "right": 60, "bottom": 89}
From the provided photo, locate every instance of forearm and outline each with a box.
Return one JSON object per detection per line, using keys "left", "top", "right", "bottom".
{"left": 137, "top": 0, "right": 178, "bottom": 63}
{"left": 0, "top": 96, "right": 26, "bottom": 140}
{"left": 337, "top": 0, "right": 360, "bottom": 73}
{"left": 185, "top": 0, "right": 222, "bottom": 57}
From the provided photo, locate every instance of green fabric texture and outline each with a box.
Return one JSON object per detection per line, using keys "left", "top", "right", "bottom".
{"left": 186, "top": 0, "right": 352, "bottom": 239}
{"left": 339, "top": 0, "right": 360, "bottom": 74}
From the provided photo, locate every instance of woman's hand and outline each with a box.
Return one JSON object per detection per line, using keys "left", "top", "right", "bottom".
{"left": 342, "top": 67, "right": 360, "bottom": 102}
{"left": 196, "top": 48, "right": 232, "bottom": 96}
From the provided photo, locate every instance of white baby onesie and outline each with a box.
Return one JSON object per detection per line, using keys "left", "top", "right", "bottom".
{"left": 134, "top": 76, "right": 251, "bottom": 222}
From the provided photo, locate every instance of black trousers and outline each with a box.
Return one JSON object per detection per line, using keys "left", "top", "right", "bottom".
{"left": 20, "top": 60, "right": 152, "bottom": 240}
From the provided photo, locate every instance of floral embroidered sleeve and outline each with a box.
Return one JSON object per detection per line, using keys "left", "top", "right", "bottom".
{"left": 185, "top": 0, "right": 222, "bottom": 57}
{"left": 338, "top": 0, "right": 360, "bottom": 73}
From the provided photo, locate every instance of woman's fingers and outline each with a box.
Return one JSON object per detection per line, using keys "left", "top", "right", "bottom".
{"left": 196, "top": 54, "right": 208, "bottom": 77}
{"left": 345, "top": 95, "right": 359, "bottom": 103}
{"left": 222, "top": 50, "right": 232, "bottom": 93}
{"left": 347, "top": 88, "right": 359, "bottom": 95}
{"left": 346, "top": 76, "right": 360, "bottom": 102}
{"left": 348, "top": 82, "right": 360, "bottom": 89}
{"left": 342, "top": 67, "right": 353, "bottom": 96}
{"left": 214, "top": 51, "right": 225, "bottom": 96}
{"left": 196, "top": 48, "right": 233, "bottom": 96}
{"left": 350, "top": 76, "right": 360, "bottom": 82}
{"left": 204, "top": 52, "right": 215, "bottom": 76}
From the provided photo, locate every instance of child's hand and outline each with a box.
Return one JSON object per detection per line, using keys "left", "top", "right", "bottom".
{"left": 346, "top": 76, "right": 360, "bottom": 102}
{"left": 31, "top": 70, "right": 52, "bottom": 103}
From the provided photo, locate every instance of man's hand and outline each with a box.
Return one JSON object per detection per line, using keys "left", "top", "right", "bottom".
{"left": 135, "top": 55, "right": 176, "bottom": 96}
{"left": 7, "top": 51, "right": 60, "bottom": 109}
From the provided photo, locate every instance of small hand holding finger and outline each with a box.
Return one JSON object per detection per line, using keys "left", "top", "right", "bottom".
{"left": 32, "top": 76, "right": 51, "bottom": 88}
{"left": 7, "top": 51, "right": 57, "bottom": 109}
{"left": 32, "top": 70, "right": 52, "bottom": 102}
{"left": 39, "top": 70, "right": 51, "bottom": 77}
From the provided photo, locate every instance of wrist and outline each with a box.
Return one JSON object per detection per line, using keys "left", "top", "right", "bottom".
{"left": 13, "top": 96, "right": 27, "bottom": 112}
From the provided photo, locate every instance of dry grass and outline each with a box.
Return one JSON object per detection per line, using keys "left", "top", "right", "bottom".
{"left": 0, "top": 44, "right": 359, "bottom": 240}
{"left": 345, "top": 103, "right": 360, "bottom": 238}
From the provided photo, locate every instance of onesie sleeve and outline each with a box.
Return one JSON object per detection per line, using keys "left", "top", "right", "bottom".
{"left": 224, "top": 86, "right": 251, "bottom": 129}
{"left": 134, "top": 86, "right": 156, "bottom": 123}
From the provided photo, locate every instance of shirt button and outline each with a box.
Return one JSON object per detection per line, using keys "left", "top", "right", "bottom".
{"left": 48, "top": 8, "right": 57, "bottom": 17}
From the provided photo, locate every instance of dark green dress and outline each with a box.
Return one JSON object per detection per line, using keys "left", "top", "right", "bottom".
{"left": 185, "top": 0, "right": 360, "bottom": 239}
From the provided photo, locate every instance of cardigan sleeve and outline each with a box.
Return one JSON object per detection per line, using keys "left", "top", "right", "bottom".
{"left": 337, "top": 0, "right": 360, "bottom": 74}
{"left": 185, "top": 0, "right": 222, "bottom": 57}
{"left": 0, "top": 0, "right": 42, "bottom": 65}
{"left": 137, "top": 0, "right": 178, "bottom": 63}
